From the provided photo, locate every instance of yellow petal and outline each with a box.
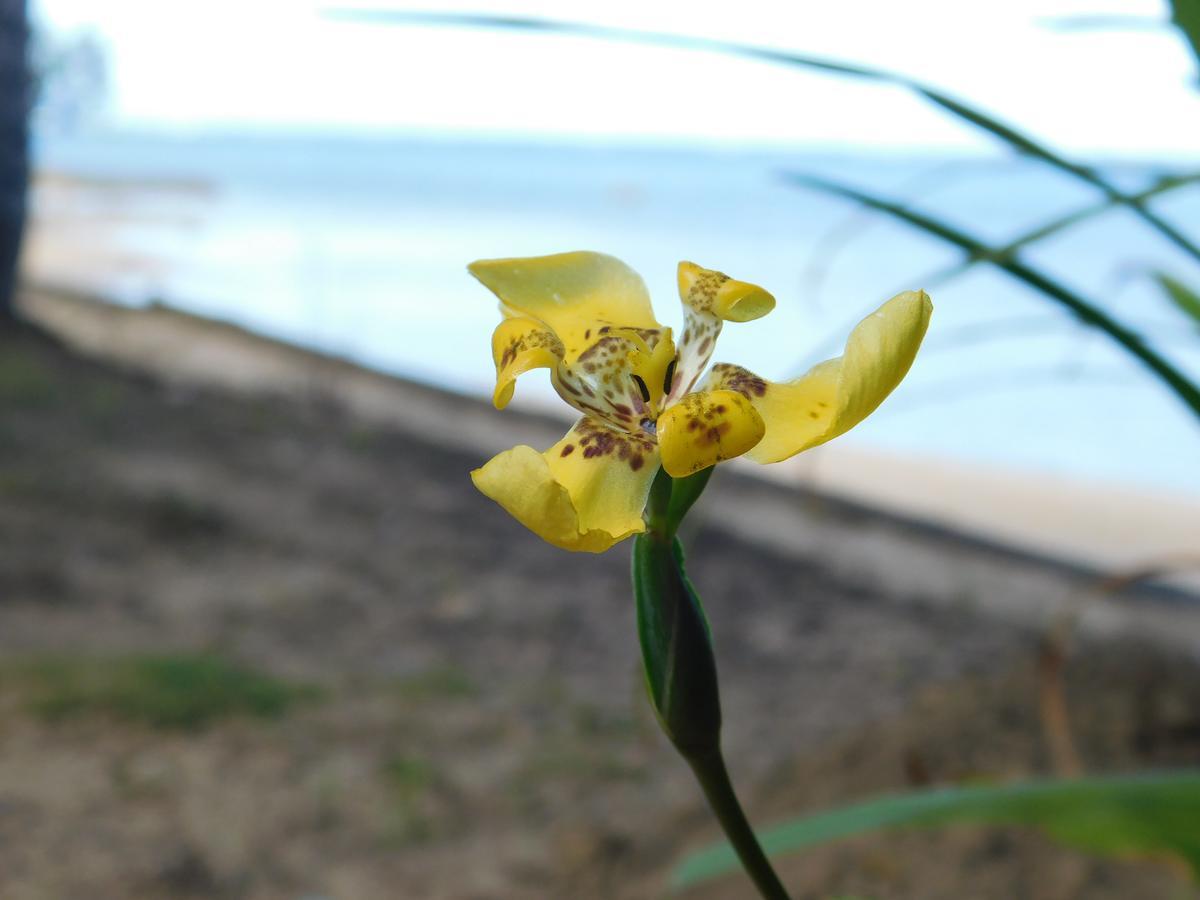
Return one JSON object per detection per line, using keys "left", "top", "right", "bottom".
{"left": 469, "top": 252, "right": 660, "bottom": 360}
{"left": 656, "top": 389, "right": 765, "bottom": 478}
{"left": 668, "top": 262, "right": 775, "bottom": 404}
{"left": 677, "top": 261, "right": 775, "bottom": 322}
{"left": 703, "top": 290, "right": 932, "bottom": 463}
{"left": 490, "top": 316, "right": 564, "bottom": 409}
{"left": 471, "top": 417, "right": 659, "bottom": 553}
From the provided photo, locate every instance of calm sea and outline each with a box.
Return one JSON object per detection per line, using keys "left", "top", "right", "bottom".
{"left": 30, "top": 131, "right": 1200, "bottom": 494}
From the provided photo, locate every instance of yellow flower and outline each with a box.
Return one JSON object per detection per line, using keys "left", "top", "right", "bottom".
{"left": 470, "top": 251, "right": 932, "bottom": 552}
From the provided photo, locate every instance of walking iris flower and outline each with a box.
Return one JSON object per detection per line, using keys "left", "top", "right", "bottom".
{"left": 470, "top": 252, "right": 931, "bottom": 552}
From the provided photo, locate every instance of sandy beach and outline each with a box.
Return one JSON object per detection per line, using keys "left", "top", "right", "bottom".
{"left": 770, "top": 447, "right": 1200, "bottom": 588}
{"left": 2, "top": 287, "right": 1199, "bottom": 898}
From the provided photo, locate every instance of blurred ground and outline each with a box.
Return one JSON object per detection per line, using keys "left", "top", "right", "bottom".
{"left": 1, "top": 312, "right": 1199, "bottom": 899}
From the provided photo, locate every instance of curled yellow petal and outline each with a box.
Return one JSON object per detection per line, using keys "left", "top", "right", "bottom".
{"left": 703, "top": 290, "right": 932, "bottom": 463}
{"left": 469, "top": 252, "right": 660, "bottom": 360}
{"left": 668, "top": 262, "right": 775, "bottom": 405}
{"left": 490, "top": 316, "right": 564, "bottom": 409}
{"left": 656, "top": 389, "right": 765, "bottom": 478}
{"left": 470, "top": 417, "right": 659, "bottom": 553}
{"left": 677, "top": 261, "right": 775, "bottom": 323}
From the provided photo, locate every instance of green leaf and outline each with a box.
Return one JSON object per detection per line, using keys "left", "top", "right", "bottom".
{"left": 1154, "top": 272, "right": 1200, "bottom": 328}
{"left": 673, "top": 772, "right": 1200, "bottom": 890}
{"left": 918, "top": 173, "right": 1200, "bottom": 292}
{"left": 1171, "top": 0, "right": 1200, "bottom": 81}
{"left": 782, "top": 171, "right": 1200, "bottom": 422}
{"left": 632, "top": 499, "right": 721, "bottom": 757}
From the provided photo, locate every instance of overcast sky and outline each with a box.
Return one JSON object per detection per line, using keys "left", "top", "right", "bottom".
{"left": 35, "top": 0, "right": 1200, "bottom": 155}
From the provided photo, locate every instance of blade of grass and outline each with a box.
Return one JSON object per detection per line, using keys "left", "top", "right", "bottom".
{"left": 918, "top": 173, "right": 1200, "bottom": 292}
{"left": 325, "top": 8, "right": 1200, "bottom": 264}
{"left": 1171, "top": 0, "right": 1200, "bottom": 78}
{"left": 782, "top": 171, "right": 1200, "bottom": 422}
{"left": 803, "top": 172, "right": 1200, "bottom": 327}
{"left": 1153, "top": 272, "right": 1200, "bottom": 327}
{"left": 672, "top": 772, "right": 1200, "bottom": 890}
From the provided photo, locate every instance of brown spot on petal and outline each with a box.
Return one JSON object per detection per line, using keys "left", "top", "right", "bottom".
{"left": 561, "top": 443, "right": 575, "bottom": 456}
{"left": 571, "top": 417, "right": 656, "bottom": 463}
{"left": 713, "top": 364, "right": 768, "bottom": 398}
{"left": 701, "top": 422, "right": 732, "bottom": 445}
{"left": 686, "top": 269, "right": 730, "bottom": 313}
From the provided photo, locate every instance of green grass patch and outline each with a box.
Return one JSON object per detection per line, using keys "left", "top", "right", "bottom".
{"left": 82, "top": 380, "right": 131, "bottom": 425}
{"left": 392, "top": 665, "right": 477, "bottom": 702}
{"left": 382, "top": 753, "right": 438, "bottom": 843}
{"left": 345, "top": 426, "right": 380, "bottom": 453}
{"left": 0, "top": 351, "right": 58, "bottom": 406}
{"left": 4, "top": 653, "right": 317, "bottom": 730}
{"left": 0, "top": 470, "right": 44, "bottom": 498}
{"left": 384, "top": 754, "right": 436, "bottom": 795}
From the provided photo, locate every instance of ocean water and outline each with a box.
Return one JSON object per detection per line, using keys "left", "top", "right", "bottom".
{"left": 30, "top": 131, "right": 1200, "bottom": 494}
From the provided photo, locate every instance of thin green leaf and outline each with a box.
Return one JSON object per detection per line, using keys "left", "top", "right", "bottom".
{"left": 918, "top": 173, "right": 1200, "bottom": 292}
{"left": 1171, "top": 0, "right": 1200, "bottom": 79}
{"left": 326, "top": 8, "right": 1200, "bottom": 263}
{"left": 673, "top": 771, "right": 1200, "bottom": 889}
{"left": 782, "top": 171, "right": 1200, "bottom": 422}
{"left": 1154, "top": 272, "right": 1200, "bottom": 328}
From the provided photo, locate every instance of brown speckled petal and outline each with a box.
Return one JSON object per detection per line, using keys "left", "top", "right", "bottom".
{"left": 655, "top": 389, "right": 765, "bottom": 478}
{"left": 667, "top": 261, "right": 775, "bottom": 404}
{"left": 490, "top": 316, "right": 565, "bottom": 409}
{"left": 470, "top": 416, "right": 660, "bottom": 553}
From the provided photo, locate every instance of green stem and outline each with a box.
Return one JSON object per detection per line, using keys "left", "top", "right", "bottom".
{"left": 637, "top": 468, "right": 791, "bottom": 899}
{"left": 686, "top": 746, "right": 793, "bottom": 900}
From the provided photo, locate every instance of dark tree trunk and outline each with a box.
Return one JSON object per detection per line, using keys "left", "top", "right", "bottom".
{"left": 0, "top": 0, "right": 29, "bottom": 324}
